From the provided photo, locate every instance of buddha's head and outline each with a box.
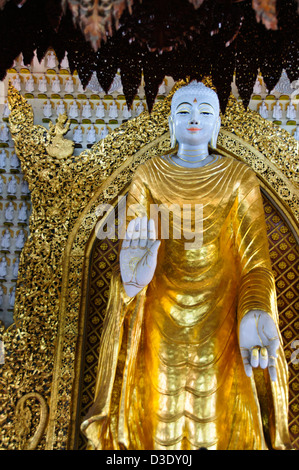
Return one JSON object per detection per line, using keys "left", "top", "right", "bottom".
{"left": 169, "top": 81, "right": 221, "bottom": 149}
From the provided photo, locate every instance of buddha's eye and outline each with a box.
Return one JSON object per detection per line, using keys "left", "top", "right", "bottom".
{"left": 177, "top": 110, "right": 190, "bottom": 115}
{"left": 201, "top": 112, "right": 212, "bottom": 115}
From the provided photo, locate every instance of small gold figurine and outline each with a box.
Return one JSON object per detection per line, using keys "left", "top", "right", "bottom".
{"left": 46, "top": 114, "right": 74, "bottom": 159}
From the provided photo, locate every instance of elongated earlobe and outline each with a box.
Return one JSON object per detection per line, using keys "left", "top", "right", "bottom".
{"left": 210, "top": 116, "right": 221, "bottom": 149}
{"left": 168, "top": 116, "right": 176, "bottom": 148}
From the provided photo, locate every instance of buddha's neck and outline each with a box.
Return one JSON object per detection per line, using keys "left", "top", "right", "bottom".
{"left": 175, "top": 143, "right": 212, "bottom": 167}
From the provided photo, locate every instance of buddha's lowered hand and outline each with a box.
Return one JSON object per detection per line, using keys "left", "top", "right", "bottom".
{"left": 239, "top": 310, "right": 280, "bottom": 381}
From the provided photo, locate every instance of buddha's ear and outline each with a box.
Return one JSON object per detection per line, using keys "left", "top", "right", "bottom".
{"left": 210, "top": 116, "right": 221, "bottom": 149}
{"left": 168, "top": 115, "right": 176, "bottom": 148}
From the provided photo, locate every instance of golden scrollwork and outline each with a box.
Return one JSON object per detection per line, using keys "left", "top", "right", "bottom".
{"left": 0, "top": 79, "right": 297, "bottom": 449}
{"left": 14, "top": 392, "right": 48, "bottom": 450}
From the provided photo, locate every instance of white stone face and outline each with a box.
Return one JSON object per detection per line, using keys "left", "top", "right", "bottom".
{"left": 173, "top": 99, "right": 218, "bottom": 148}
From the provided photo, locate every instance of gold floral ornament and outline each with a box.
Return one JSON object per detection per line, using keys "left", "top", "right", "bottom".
{"left": 45, "top": 114, "right": 74, "bottom": 159}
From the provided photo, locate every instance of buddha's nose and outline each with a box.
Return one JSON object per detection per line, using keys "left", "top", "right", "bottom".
{"left": 189, "top": 108, "right": 200, "bottom": 125}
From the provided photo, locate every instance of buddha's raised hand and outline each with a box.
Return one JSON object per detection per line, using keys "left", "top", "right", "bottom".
{"left": 120, "top": 216, "right": 161, "bottom": 297}
{"left": 239, "top": 310, "right": 280, "bottom": 381}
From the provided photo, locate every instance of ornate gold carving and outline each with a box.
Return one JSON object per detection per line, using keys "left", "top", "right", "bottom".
{"left": 14, "top": 393, "right": 48, "bottom": 450}
{"left": 0, "top": 80, "right": 297, "bottom": 449}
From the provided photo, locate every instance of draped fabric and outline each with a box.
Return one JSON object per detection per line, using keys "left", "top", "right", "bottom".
{"left": 81, "top": 154, "right": 291, "bottom": 450}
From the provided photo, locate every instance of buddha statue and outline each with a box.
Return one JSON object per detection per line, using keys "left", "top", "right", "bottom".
{"left": 81, "top": 81, "right": 291, "bottom": 450}
{"left": 286, "top": 102, "right": 296, "bottom": 120}
{"left": 25, "top": 75, "right": 35, "bottom": 94}
{"left": 43, "top": 100, "right": 52, "bottom": 119}
{"left": 38, "top": 75, "right": 48, "bottom": 93}
{"left": 272, "top": 101, "right": 282, "bottom": 120}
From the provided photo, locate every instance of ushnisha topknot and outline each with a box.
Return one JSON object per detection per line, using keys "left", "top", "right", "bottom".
{"left": 171, "top": 81, "right": 220, "bottom": 117}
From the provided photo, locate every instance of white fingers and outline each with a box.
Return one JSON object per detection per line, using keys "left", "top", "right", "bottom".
{"left": 268, "top": 341, "right": 278, "bottom": 381}
{"left": 127, "top": 218, "right": 137, "bottom": 238}
{"left": 259, "top": 347, "right": 268, "bottom": 369}
{"left": 250, "top": 348, "right": 259, "bottom": 369}
{"left": 267, "top": 339, "right": 279, "bottom": 381}
{"left": 122, "top": 218, "right": 136, "bottom": 249}
{"left": 131, "top": 217, "right": 141, "bottom": 247}
{"left": 268, "top": 354, "right": 277, "bottom": 381}
{"left": 122, "top": 217, "right": 157, "bottom": 249}
{"left": 241, "top": 349, "right": 252, "bottom": 378}
{"left": 148, "top": 218, "right": 156, "bottom": 241}
{"left": 243, "top": 346, "right": 277, "bottom": 381}
{"left": 139, "top": 216, "right": 148, "bottom": 247}
{"left": 250, "top": 347, "right": 268, "bottom": 369}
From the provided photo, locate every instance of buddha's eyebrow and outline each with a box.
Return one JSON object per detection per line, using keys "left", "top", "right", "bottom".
{"left": 199, "top": 102, "right": 214, "bottom": 108}
{"left": 176, "top": 102, "right": 192, "bottom": 109}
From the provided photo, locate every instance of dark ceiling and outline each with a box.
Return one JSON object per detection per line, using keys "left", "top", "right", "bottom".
{"left": 0, "top": 0, "right": 298, "bottom": 112}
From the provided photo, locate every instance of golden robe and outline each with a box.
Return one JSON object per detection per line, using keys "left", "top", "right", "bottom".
{"left": 81, "top": 155, "right": 291, "bottom": 450}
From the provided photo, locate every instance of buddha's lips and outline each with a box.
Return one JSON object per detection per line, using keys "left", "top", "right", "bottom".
{"left": 187, "top": 127, "right": 201, "bottom": 131}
